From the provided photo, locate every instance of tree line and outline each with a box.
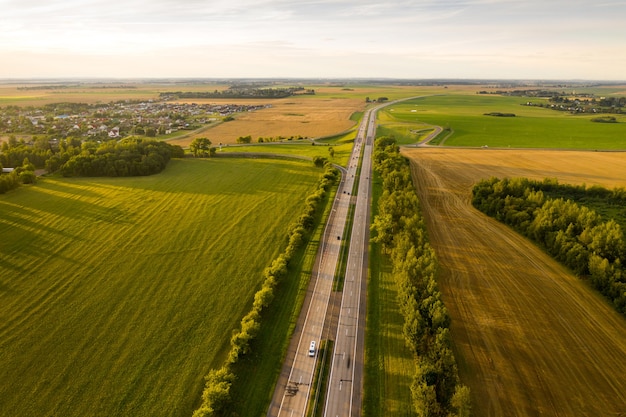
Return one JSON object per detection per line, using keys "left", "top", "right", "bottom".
{"left": 472, "top": 177, "right": 626, "bottom": 315}
{"left": 59, "top": 138, "right": 183, "bottom": 177}
{"left": 0, "top": 136, "right": 183, "bottom": 179}
{"left": 193, "top": 161, "right": 339, "bottom": 417}
{"left": 161, "top": 86, "right": 314, "bottom": 100}
{"left": 371, "top": 136, "right": 470, "bottom": 417}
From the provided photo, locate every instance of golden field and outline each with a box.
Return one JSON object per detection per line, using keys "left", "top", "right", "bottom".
{"left": 168, "top": 94, "right": 365, "bottom": 146}
{"left": 404, "top": 148, "right": 626, "bottom": 416}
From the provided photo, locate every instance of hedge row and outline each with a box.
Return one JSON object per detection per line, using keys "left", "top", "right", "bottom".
{"left": 371, "top": 136, "right": 470, "bottom": 417}
{"left": 192, "top": 162, "right": 339, "bottom": 417}
{"left": 472, "top": 176, "right": 626, "bottom": 315}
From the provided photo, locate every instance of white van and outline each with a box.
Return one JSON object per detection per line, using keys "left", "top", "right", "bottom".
{"left": 308, "top": 341, "right": 316, "bottom": 357}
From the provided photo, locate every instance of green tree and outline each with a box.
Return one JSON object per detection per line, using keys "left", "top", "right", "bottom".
{"left": 313, "top": 156, "right": 327, "bottom": 167}
{"left": 19, "top": 170, "right": 36, "bottom": 184}
{"left": 21, "top": 157, "right": 35, "bottom": 172}
{"left": 328, "top": 146, "right": 335, "bottom": 158}
{"left": 450, "top": 385, "right": 472, "bottom": 417}
{"left": 236, "top": 135, "right": 252, "bottom": 144}
{"left": 193, "top": 366, "right": 235, "bottom": 417}
{"left": 190, "top": 137, "right": 212, "bottom": 157}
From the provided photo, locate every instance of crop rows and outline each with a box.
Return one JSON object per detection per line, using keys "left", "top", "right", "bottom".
{"left": 0, "top": 158, "right": 320, "bottom": 417}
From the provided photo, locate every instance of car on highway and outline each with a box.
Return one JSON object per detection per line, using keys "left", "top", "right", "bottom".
{"left": 308, "top": 341, "right": 316, "bottom": 357}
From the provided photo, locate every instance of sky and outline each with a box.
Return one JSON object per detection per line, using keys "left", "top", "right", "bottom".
{"left": 1, "top": 0, "right": 625, "bottom": 80}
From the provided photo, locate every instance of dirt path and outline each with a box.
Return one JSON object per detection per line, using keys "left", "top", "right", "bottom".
{"left": 403, "top": 148, "right": 626, "bottom": 417}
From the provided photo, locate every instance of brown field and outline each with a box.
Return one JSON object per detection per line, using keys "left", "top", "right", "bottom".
{"left": 403, "top": 148, "right": 626, "bottom": 417}
{"left": 169, "top": 95, "right": 366, "bottom": 146}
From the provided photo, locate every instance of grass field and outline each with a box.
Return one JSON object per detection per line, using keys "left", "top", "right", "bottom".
{"left": 228, "top": 172, "right": 337, "bottom": 417}
{"left": 403, "top": 148, "right": 626, "bottom": 416}
{"left": 379, "top": 93, "right": 626, "bottom": 149}
{"left": 0, "top": 158, "right": 321, "bottom": 417}
{"left": 215, "top": 140, "right": 353, "bottom": 167}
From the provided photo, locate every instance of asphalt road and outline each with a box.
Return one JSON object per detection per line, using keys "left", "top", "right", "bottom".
{"left": 268, "top": 108, "right": 372, "bottom": 417}
{"left": 268, "top": 100, "right": 404, "bottom": 417}
{"left": 323, "top": 106, "right": 379, "bottom": 417}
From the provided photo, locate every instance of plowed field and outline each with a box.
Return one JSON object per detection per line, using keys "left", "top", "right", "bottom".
{"left": 403, "top": 148, "right": 626, "bottom": 417}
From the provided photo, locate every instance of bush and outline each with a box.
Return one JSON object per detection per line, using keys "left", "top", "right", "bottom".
{"left": 19, "top": 170, "right": 36, "bottom": 184}
{"left": 0, "top": 171, "right": 20, "bottom": 194}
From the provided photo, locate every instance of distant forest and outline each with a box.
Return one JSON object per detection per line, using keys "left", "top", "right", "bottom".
{"left": 160, "top": 86, "right": 315, "bottom": 100}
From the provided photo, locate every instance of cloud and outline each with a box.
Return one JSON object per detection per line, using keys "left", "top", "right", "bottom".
{"left": 0, "top": 0, "right": 624, "bottom": 79}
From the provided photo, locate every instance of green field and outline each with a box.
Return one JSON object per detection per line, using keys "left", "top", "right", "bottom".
{"left": 0, "top": 158, "right": 321, "bottom": 417}
{"left": 379, "top": 94, "right": 626, "bottom": 149}
{"left": 218, "top": 140, "right": 355, "bottom": 167}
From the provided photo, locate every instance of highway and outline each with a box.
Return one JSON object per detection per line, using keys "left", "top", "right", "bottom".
{"left": 268, "top": 100, "right": 393, "bottom": 417}
{"left": 268, "top": 107, "right": 373, "bottom": 417}
{"left": 323, "top": 107, "right": 377, "bottom": 417}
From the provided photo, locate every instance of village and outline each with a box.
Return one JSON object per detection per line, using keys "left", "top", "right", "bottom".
{"left": 0, "top": 100, "right": 269, "bottom": 141}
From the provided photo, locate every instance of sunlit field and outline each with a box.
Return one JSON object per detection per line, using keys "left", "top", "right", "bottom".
{"left": 379, "top": 93, "right": 626, "bottom": 149}
{"left": 402, "top": 148, "right": 626, "bottom": 416}
{"left": 0, "top": 158, "right": 321, "bottom": 417}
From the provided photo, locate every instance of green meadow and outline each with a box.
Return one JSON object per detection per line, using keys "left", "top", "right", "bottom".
{"left": 0, "top": 158, "right": 321, "bottom": 417}
{"left": 379, "top": 94, "right": 626, "bottom": 149}
{"left": 218, "top": 136, "right": 356, "bottom": 167}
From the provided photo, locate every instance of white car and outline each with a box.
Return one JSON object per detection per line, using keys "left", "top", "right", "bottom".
{"left": 308, "top": 341, "right": 316, "bottom": 357}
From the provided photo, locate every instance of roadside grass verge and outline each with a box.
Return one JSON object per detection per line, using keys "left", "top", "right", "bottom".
{"left": 307, "top": 340, "right": 334, "bottom": 417}
{"left": 334, "top": 140, "right": 364, "bottom": 291}
{"left": 363, "top": 171, "right": 417, "bottom": 417}
{"left": 375, "top": 123, "right": 433, "bottom": 146}
{"left": 0, "top": 158, "right": 321, "bottom": 417}
{"left": 227, "top": 177, "right": 339, "bottom": 417}
{"left": 333, "top": 202, "right": 355, "bottom": 292}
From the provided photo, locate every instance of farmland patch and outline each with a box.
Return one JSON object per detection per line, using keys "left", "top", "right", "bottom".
{"left": 403, "top": 148, "right": 626, "bottom": 416}
{"left": 0, "top": 158, "right": 321, "bottom": 417}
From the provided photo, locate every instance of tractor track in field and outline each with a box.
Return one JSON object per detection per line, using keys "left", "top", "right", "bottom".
{"left": 403, "top": 148, "right": 626, "bottom": 417}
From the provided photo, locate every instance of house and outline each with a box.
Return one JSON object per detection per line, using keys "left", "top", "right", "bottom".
{"left": 108, "top": 127, "right": 120, "bottom": 138}
{"left": 2, "top": 167, "right": 15, "bottom": 174}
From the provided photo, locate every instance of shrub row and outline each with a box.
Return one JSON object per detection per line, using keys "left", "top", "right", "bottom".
{"left": 472, "top": 177, "right": 626, "bottom": 315}
{"left": 192, "top": 161, "right": 339, "bottom": 417}
{"left": 371, "top": 136, "right": 470, "bottom": 417}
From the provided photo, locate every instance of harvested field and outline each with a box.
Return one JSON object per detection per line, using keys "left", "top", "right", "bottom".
{"left": 169, "top": 96, "right": 365, "bottom": 146}
{"left": 403, "top": 148, "right": 626, "bottom": 417}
